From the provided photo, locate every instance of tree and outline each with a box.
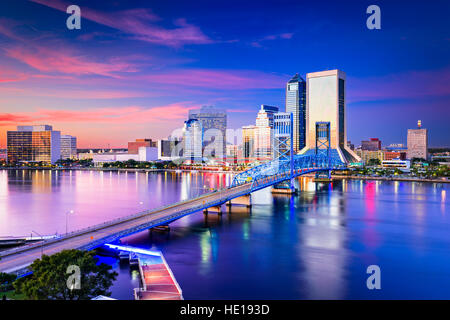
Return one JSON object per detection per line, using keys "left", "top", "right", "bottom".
{"left": 14, "top": 249, "right": 117, "bottom": 300}
{"left": 0, "top": 272, "right": 17, "bottom": 292}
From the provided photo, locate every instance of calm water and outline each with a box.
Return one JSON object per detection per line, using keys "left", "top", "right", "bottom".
{"left": 1, "top": 169, "right": 449, "bottom": 299}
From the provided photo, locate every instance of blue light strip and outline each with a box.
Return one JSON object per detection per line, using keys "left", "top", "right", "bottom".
{"left": 104, "top": 243, "right": 161, "bottom": 256}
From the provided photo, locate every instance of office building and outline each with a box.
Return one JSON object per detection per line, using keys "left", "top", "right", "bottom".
{"left": 356, "top": 150, "right": 384, "bottom": 164}
{"left": 259, "top": 105, "right": 279, "bottom": 127}
{"left": 60, "top": 135, "right": 77, "bottom": 159}
{"left": 7, "top": 125, "right": 60, "bottom": 164}
{"left": 157, "top": 139, "right": 183, "bottom": 161}
{"left": 286, "top": 74, "right": 306, "bottom": 152}
{"left": 128, "top": 139, "right": 156, "bottom": 154}
{"left": 300, "top": 70, "right": 359, "bottom": 163}
{"left": 188, "top": 106, "right": 226, "bottom": 158}
{"left": 183, "top": 119, "right": 203, "bottom": 163}
{"left": 361, "top": 138, "right": 381, "bottom": 151}
{"left": 242, "top": 125, "right": 257, "bottom": 160}
{"left": 407, "top": 120, "right": 428, "bottom": 160}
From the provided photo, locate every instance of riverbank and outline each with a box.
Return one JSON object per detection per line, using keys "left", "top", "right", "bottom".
{"left": 0, "top": 167, "right": 241, "bottom": 174}
{"left": 332, "top": 174, "right": 449, "bottom": 183}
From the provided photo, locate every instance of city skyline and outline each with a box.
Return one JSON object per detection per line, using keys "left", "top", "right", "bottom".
{"left": 0, "top": 0, "right": 449, "bottom": 148}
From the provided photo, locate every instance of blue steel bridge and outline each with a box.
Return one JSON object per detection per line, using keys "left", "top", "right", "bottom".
{"left": 0, "top": 153, "right": 346, "bottom": 275}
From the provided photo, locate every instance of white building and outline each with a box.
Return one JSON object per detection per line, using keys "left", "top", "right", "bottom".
{"left": 92, "top": 147, "right": 157, "bottom": 166}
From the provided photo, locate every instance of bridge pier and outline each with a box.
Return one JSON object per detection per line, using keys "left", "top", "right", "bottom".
{"left": 226, "top": 194, "right": 252, "bottom": 209}
{"left": 150, "top": 224, "right": 170, "bottom": 233}
{"left": 203, "top": 205, "right": 223, "bottom": 216}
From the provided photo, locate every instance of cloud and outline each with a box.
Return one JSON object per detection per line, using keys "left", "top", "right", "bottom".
{"left": 142, "top": 69, "right": 287, "bottom": 90}
{"left": 30, "top": 0, "right": 212, "bottom": 47}
{"left": 250, "top": 32, "right": 294, "bottom": 48}
{"left": 0, "top": 103, "right": 195, "bottom": 126}
{"left": 4, "top": 45, "right": 138, "bottom": 77}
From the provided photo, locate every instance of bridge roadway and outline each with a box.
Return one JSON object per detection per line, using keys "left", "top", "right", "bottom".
{"left": 0, "top": 183, "right": 251, "bottom": 274}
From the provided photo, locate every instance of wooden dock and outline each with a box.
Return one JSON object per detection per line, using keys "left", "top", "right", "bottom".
{"left": 134, "top": 251, "right": 183, "bottom": 300}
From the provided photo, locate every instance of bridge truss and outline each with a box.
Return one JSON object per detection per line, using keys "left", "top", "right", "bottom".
{"left": 231, "top": 153, "right": 346, "bottom": 191}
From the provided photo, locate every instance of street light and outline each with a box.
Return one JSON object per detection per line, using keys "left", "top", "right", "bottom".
{"left": 31, "top": 230, "right": 44, "bottom": 259}
{"left": 66, "top": 210, "right": 74, "bottom": 235}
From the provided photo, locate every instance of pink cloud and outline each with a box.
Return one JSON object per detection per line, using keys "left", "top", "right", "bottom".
{"left": 0, "top": 103, "right": 195, "bottom": 126}
{"left": 4, "top": 46, "right": 138, "bottom": 77}
{"left": 30, "top": 0, "right": 212, "bottom": 47}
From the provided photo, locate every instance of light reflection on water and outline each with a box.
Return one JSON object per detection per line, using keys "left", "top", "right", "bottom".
{"left": 1, "top": 170, "right": 450, "bottom": 299}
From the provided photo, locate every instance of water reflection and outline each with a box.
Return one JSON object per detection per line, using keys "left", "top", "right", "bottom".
{"left": 1, "top": 170, "right": 450, "bottom": 299}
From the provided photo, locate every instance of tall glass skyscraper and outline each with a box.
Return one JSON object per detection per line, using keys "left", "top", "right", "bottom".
{"left": 188, "top": 106, "right": 227, "bottom": 158}
{"left": 300, "top": 70, "right": 359, "bottom": 163}
{"left": 285, "top": 74, "right": 306, "bottom": 153}
{"left": 183, "top": 119, "right": 203, "bottom": 164}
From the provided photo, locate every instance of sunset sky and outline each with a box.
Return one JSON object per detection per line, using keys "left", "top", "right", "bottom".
{"left": 0, "top": 0, "right": 448, "bottom": 148}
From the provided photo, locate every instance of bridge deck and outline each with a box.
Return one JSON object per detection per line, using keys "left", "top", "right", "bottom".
{"left": 0, "top": 184, "right": 251, "bottom": 274}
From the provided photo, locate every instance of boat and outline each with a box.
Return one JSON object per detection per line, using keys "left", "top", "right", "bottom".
{"left": 118, "top": 251, "right": 130, "bottom": 261}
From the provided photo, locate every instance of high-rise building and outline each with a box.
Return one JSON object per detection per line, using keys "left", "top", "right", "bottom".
{"left": 188, "top": 106, "right": 227, "bottom": 158}
{"left": 183, "top": 119, "right": 203, "bottom": 163}
{"left": 407, "top": 120, "right": 428, "bottom": 160}
{"left": 300, "top": 70, "right": 359, "bottom": 163}
{"left": 157, "top": 139, "right": 183, "bottom": 161}
{"left": 60, "top": 135, "right": 77, "bottom": 160}
{"left": 286, "top": 74, "right": 306, "bottom": 152}
{"left": 7, "top": 125, "right": 61, "bottom": 164}
{"left": 242, "top": 125, "right": 257, "bottom": 160}
{"left": 259, "top": 105, "right": 279, "bottom": 127}
{"left": 361, "top": 138, "right": 381, "bottom": 151}
{"left": 128, "top": 139, "right": 156, "bottom": 154}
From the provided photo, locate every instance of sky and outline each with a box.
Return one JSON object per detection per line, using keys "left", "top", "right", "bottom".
{"left": 0, "top": 0, "right": 448, "bottom": 148}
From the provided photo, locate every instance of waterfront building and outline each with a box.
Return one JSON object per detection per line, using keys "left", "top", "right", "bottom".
{"left": 381, "top": 159, "right": 411, "bottom": 172}
{"left": 356, "top": 150, "right": 384, "bottom": 165}
{"left": 407, "top": 120, "right": 428, "bottom": 160}
{"left": 385, "top": 143, "right": 407, "bottom": 152}
{"left": 286, "top": 74, "right": 306, "bottom": 152}
{"left": 92, "top": 147, "right": 158, "bottom": 166}
{"left": 273, "top": 112, "right": 293, "bottom": 161}
{"left": 183, "top": 119, "right": 203, "bottom": 164}
{"left": 383, "top": 151, "right": 406, "bottom": 161}
{"left": 60, "top": 135, "right": 77, "bottom": 160}
{"left": 157, "top": 139, "right": 183, "bottom": 161}
{"left": 361, "top": 138, "right": 381, "bottom": 151}
{"left": 188, "top": 106, "right": 226, "bottom": 158}
{"left": 128, "top": 139, "right": 156, "bottom": 154}
{"left": 300, "top": 70, "right": 360, "bottom": 163}
{"left": 7, "top": 125, "right": 61, "bottom": 164}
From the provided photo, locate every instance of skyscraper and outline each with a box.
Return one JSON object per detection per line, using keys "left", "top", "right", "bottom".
{"left": 60, "top": 135, "right": 77, "bottom": 159}
{"left": 7, "top": 125, "right": 61, "bottom": 164}
{"left": 183, "top": 119, "right": 203, "bottom": 163}
{"left": 188, "top": 106, "right": 227, "bottom": 158}
{"left": 286, "top": 74, "right": 306, "bottom": 152}
{"left": 300, "top": 69, "right": 359, "bottom": 163}
{"left": 407, "top": 120, "right": 428, "bottom": 160}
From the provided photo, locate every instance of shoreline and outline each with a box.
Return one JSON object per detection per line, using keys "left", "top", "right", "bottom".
{"left": 0, "top": 167, "right": 241, "bottom": 174}
{"left": 1, "top": 167, "right": 448, "bottom": 183}
{"left": 332, "top": 174, "right": 449, "bottom": 184}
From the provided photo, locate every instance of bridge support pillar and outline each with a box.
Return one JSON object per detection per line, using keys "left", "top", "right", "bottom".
{"left": 203, "top": 205, "right": 223, "bottom": 215}
{"left": 226, "top": 194, "right": 252, "bottom": 208}
{"left": 150, "top": 225, "right": 170, "bottom": 233}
